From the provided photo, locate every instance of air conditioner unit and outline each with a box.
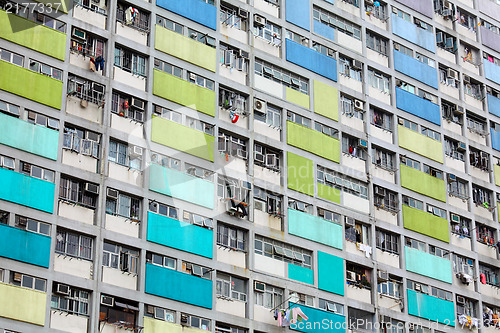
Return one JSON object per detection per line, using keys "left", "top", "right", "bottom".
{"left": 291, "top": 78, "right": 300, "bottom": 87}
{"left": 226, "top": 200, "right": 239, "bottom": 216}
{"left": 464, "top": 74, "right": 471, "bottom": 83}
{"left": 346, "top": 271, "right": 356, "bottom": 282}
{"left": 146, "top": 305, "right": 154, "bottom": 314}
{"left": 455, "top": 106, "right": 464, "bottom": 115}
{"left": 447, "top": 173, "right": 456, "bottom": 182}
{"left": 85, "top": 182, "right": 99, "bottom": 194}
{"left": 456, "top": 295, "right": 466, "bottom": 305}
{"left": 240, "top": 180, "right": 252, "bottom": 190}
{"left": 92, "top": 83, "right": 105, "bottom": 94}
{"left": 327, "top": 48, "right": 335, "bottom": 57}
{"left": 457, "top": 141, "right": 466, "bottom": 151}
{"left": 414, "top": 283, "right": 421, "bottom": 291}
{"left": 254, "top": 15, "right": 266, "bottom": 26}
{"left": 352, "top": 59, "right": 362, "bottom": 69}
{"left": 254, "top": 151, "right": 265, "bottom": 163}
{"left": 354, "top": 99, "right": 364, "bottom": 110}
{"left": 254, "top": 281, "right": 266, "bottom": 292}
{"left": 254, "top": 98, "right": 266, "bottom": 113}
{"left": 17, "top": 217, "right": 27, "bottom": 227}
{"left": 72, "top": 27, "right": 87, "bottom": 40}
{"left": 239, "top": 49, "right": 249, "bottom": 59}
{"left": 396, "top": 79, "right": 402, "bottom": 87}
{"left": 101, "top": 295, "right": 114, "bottom": 307}
{"left": 107, "top": 188, "right": 119, "bottom": 199}
{"left": 447, "top": 68, "right": 458, "bottom": 80}
{"left": 56, "top": 283, "right": 70, "bottom": 295}
{"left": 149, "top": 201, "right": 158, "bottom": 213}
{"left": 400, "top": 156, "right": 407, "bottom": 163}
{"left": 131, "top": 98, "right": 144, "bottom": 110}
{"left": 427, "top": 205, "right": 433, "bottom": 213}
{"left": 190, "top": 32, "right": 198, "bottom": 39}
{"left": 423, "top": 92, "right": 432, "bottom": 100}
{"left": 378, "top": 271, "right": 389, "bottom": 281}
{"left": 442, "top": 9, "right": 451, "bottom": 18}
{"left": 132, "top": 146, "right": 143, "bottom": 156}
{"left": 414, "top": 18, "right": 421, "bottom": 26}
{"left": 375, "top": 187, "right": 386, "bottom": 196}
{"left": 345, "top": 216, "right": 355, "bottom": 227}
{"left": 236, "top": 149, "right": 248, "bottom": 159}
{"left": 238, "top": 8, "right": 248, "bottom": 19}
{"left": 181, "top": 314, "right": 189, "bottom": 325}
{"left": 189, "top": 73, "right": 197, "bottom": 81}
{"left": 358, "top": 138, "right": 368, "bottom": 149}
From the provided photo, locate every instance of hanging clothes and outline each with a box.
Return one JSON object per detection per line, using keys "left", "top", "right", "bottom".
{"left": 480, "top": 272, "right": 486, "bottom": 284}
{"left": 291, "top": 307, "right": 309, "bottom": 324}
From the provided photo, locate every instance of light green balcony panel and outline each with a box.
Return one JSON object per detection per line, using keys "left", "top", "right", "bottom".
{"left": 400, "top": 164, "right": 446, "bottom": 202}
{"left": 494, "top": 164, "right": 500, "bottom": 186}
{"left": 314, "top": 80, "right": 338, "bottom": 121}
{"left": 398, "top": 125, "right": 443, "bottom": 163}
{"left": 155, "top": 25, "right": 216, "bottom": 72}
{"left": 287, "top": 152, "right": 314, "bottom": 196}
{"left": 286, "top": 87, "right": 310, "bottom": 109}
{"left": 153, "top": 69, "right": 215, "bottom": 117}
{"left": 287, "top": 121, "right": 340, "bottom": 162}
{"left": 317, "top": 182, "right": 340, "bottom": 204}
{"left": 0, "top": 61, "right": 62, "bottom": 109}
{"left": 151, "top": 116, "right": 214, "bottom": 161}
{"left": 0, "top": 10, "right": 66, "bottom": 60}
{"left": 0, "top": 282, "right": 46, "bottom": 325}
{"left": 402, "top": 205, "right": 449, "bottom": 243}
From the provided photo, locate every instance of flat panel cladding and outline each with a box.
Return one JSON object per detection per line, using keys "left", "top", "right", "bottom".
{"left": 0, "top": 167, "right": 55, "bottom": 213}
{"left": 286, "top": 87, "right": 310, "bottom": 109}
{"left": 317, "top": 182, "right": 341, "bottom": 204}
{"left": 288, "top": 263, "right": 314, "bottom": 284}
{"left": 395, "top": 0, "right": 433, "bottom": 17}
{"left": 145, "top": 263, "right": 213, "bottom": 309}
{"left": 313, "top": 20, "right": 335, "bottom": 42}
{"left": 400, "top": 164, "right": 446, "bottom": 202}
{"left": 391, "top": 13, "right": 436, "bottom": 53}
{"left": 288, "top": 208, "right": 343, "bottom": 249}
{"left": 151, "top": 116, "right": 215, "bottom": 162}
{"left": 285, "top": 0, "right": 310, "bottom": 31}
{"left": 144, "top": 316, "right": 212, "bottom": 333}
{"left": 156, "top": 0, "right": 217, "bottom": 30}
{"left": 495, "top": 164, "right": 500, "bottom": 186}
{"left": 484, "top": 60, "right": 500, "bottom": 86}
{"left": 402, "top": 205, "right": 449, "bottom": 243}
{"left": 491, "top": 129, "right": 500, "bottom": 152}
{"left": 393, "top": 50, "right": 438, "bottom": 89}
{"left": 0, "top": 60, "right": 63, "bottom": 109}
{"left": 285, "top": 39, "right": 337, "bottom": 82}
{"left": 0, "top": 112, "right": 58, "bottom": 160}
{"left": 290, "top": 304, "right": 345, "bottom": 333}
{"left": 480, "top": 26, "right": 500, "bottom": 53}
{"left": 407, "top": 289, "right": 455, "bottom": 326}
{"left": 397, "top": 125, "right": 443, "bottom": 163}
{"left": 286, "top": 121, "right": 340, "bottom": 162}
{"left": 488, "top": 93, "right": 500, "bottom": 118}
{"left": 317, "top": 251, "right": 344, "bottom": 295}
{"left": 405, "top": 246, "right": 453, "bottom": 283}
{"left": 0, "top": 223, "right": 51, "bottom": 267}
{"left": 314, "top": 80, "right": 338, "bottom": 121}
{"left": 147, "top": 211, "right": 213, "bottom": 258}
{"left": 395, "top": 88, "right": 441, "bottom": 126}
{"left": 287, "top": 152, "right": 314, "bottom": 196}
{"left": 0, "top": 282, "right": 46, "bottom": 326}
{"left": 0, "top": 10, "right": 66, "bottom": 60}
{"left": 478, "top": 0, "right": 500, "bottom": 24}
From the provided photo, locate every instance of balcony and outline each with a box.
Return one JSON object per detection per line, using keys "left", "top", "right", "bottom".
{"left": 144, "top": 317, "right": 210, "bottom": 333}
{"left": 66, "top": 95, "right": 102, "bottom": 123}
{"left": 147, "top": 212, "right": 213, "bottom": 258}
{"left": 400, "top": 164, "right": 446, "bottom": 202}
{"left": 376, "top": 249, "right": 400, "bottom": 268}
{"left": 485, "top": 61, "right": 500, "bottom": 85}
{"left": 105, "top": 214, "right": 139, "bottom": 238}
{"left": 0, "top": 223, "right": 50, "bottom": 267}
{"left": 405, "top": 246, "right": 453, "bottom": 283}
{"left": 50, "top": 311, "right": 88, "bottom": 333}
{"left": 397, "top": 125, "right": 443, "bottom": 163}
{"left": 402, "top": 205, "right": 449, "bottom": 242}
{"left": 394, "top": 51, "right": 438, "bottom": 88}
{"left": 391, "top": 13, "right": 435, "bottom": 52}
{"left": 487, "top": 93, "right": 500, "bottom": 118}
{"left": 287, "top": 121, "right": 340, "bottom": 162}
{"left": 54, "top": 254, "right": 93, "bottom": 279}
{"left": 155, "top": 25, "right": 216, "bottom": 72}
{"left": 285, "top": 0, "right": 310, "bottom": 30}
{"left": 491, "top": 128, "right": 500, "bottom": 152}
{"left": 153, "top": 70, "right": 216, "bottom": 117}
{"left": 290, "top": 305, "right": 345, "bottom": 333}
{"left": 396, "top": 88, "right": 441, "bottom": 126}
{"left": 151, "top": 116, "right": 215, "bottom": 162}
{"left": 58, "top": 201, "right": 94, "bottom": 225}
{"left": 113, "top": 67, "right": 146, "bottom": 91}
{"left": 0, "top": 60, "right": 62, "bottom": 109}
{"left": 255, "top": 254, "right": 285, "bottom": 278}
{"left": 145, "top": 263, "right": 213, "bottom": 309}
{"left": 314, "top": 80, "right": 339, "bottom": 121}
{"left": 287, "top": 152, "right": 314, "bottom": 197}
{"left": 217, "top": 247, "right": 246, "bottom": 268}
{"left": 318, "top": 251, "right": 344, "bottom": 296}
{"left": 73, "top": 3, "right": 107, "bottom": 30}
{"left": 338, "top": 30, "right": 363, "bottom": 54}
{"left": 254, "top": 209, "right": 282, "bottom": 230}
{"left": 110, "top": 113, "right": 143, "bottom": 138}
{"left": 148, "top": 163, "right": 215, "bottom": 209}
{"left": 216, "top": 296, "right": 246, "bottom": 317}
{"left": 480, "top": 25, "right": 500, "bottom": 53}
{"left": 0, "top": 10, "right": 66, "bottom": 60}
{"left": 286, "top": 87, "right": 310, "bottom": 109}
{"left": 407, "top": 289, "right": 455, "bottom": 326}
{"left": 317, "top": 182, "right": 341, "bottom": 204}
{"left": 0, "top": 167, "right": 55, "bottom": 213}
{"left": 101, "top": 266, "right": 137, "bottom": 290}
{"left": 156, "top": 0, "right": 216, "bottom": 30}
{"left": 288, "top": 208, "right": 343, "bottom": 250}
{"left": 346, "top": 283, "right": 372, "bottom": 304}
{"left": 313, "top": 20, "right": 335, "bottom": 42}
{"left": 0, "top": 282, "right": 46, "bottom": 326}
{"left": 288, "top": 264, "right": 314, "bottom": 285}
{"left": 285, "top": 39, "right": 337, "bottom": 81}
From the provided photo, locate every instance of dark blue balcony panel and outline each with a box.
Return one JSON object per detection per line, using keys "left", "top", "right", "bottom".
{"left": 156, "top": 0, "right": 217, "bottom": 30}
{"left": 484, "top": 60, "right": 500, "bottom": 85}
{"left": 491, "top": 129, "right": 500, "bottom": 152}
{"left": 396, "top": 87, "right": 441, "bottom": 126}
{"left": 313, "top": 20, "right": 335, "bottom": 42}
{"left": 392, "top": 13, "right": 435, "bottom": 53}
{"left": 285, "top": 39, "right": 337, "bottom": 82}
{"left": 286, "top": 0, "right": 310, "bottom": 31}
{"left": 0, "top": 223, "right": 50, "bottom": 268}
{"left": 394, "top": 50, "right": 438, "bottom": 89}
{"left": 488, "top": 93, "right": 500, "bottom": 118}
{"left": 145, "top": 263, "right": 213, "bottom": 309}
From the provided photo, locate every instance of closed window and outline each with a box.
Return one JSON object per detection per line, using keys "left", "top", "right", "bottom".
{"left": 102, "top": 242, "right": 139, "bottom": 274}
{"left": 216, "top": 273, "right": 246, "bottom": 301}
{"left": 376, "top": 229, "right": 399, "bottom": 254}
{"left": 105, "top": 190, "right": 141, "bottom": 221}
{"left": 51, "top": 284, "right": 90, "bottom": 316}
{"left": 254, "top": 283, "right": 283, "bottom": 309}
{"left": 55, "top": 229, "right": 93, "bottom": 260}
{"left": 217, "top": 224, "right": 245, "bottom": 251}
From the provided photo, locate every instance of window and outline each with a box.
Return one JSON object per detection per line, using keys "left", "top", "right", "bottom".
{"left": 254, "top": 101, "right": 282, "bottom": 128}
{"left": 464, "top": 79, "right": 482, "bottom": 100}
{"left": 102, "top": 242, "right": 139, "bottom": 274}
{"left": 111, "top": 91, "right": 145, "bottom": 123}
{"left": 114, "top": 46, "right": 146, "bottom": 77}
{"left": 154, "top": 59, "right": 182, "bottom": 78}
{"left": 149, "top": 201, "right": 178, "bottom": 219}
{"left": 188, "top": 71, "right": 214, "bottom": 90}
{"left": 340, "top": 95, "right": 364, "bottom": 119}
{"left": 186, "top": 116, "right": 215, "bottom": 135}
{"left": 253, "top": 20, "right": 281, "bottom": 46}
{"left": 67, "top": 75, "right": 105, "bottom": 105}
{"left": 405, "top": 238, "right": 425, "bottom": 252}
{"left": 216, "top": 323, "right": 246, "bottom": 333}
{"left": 146, "top": 252, "right": 176, "bottom": 269}
{"left": 312, "top": 41, "right": 335, "bottom": 59}
{"left": 70, "top": 29, "right": 105, "bottom": 58}
{"left": 182, "top": 261, "right": 212, "bottom": 280}
{"left": 186, "top": 27, "right": 216, "bottom": 47}
{"left": 145, "top": 305, "right": 175, "bottom": 322}
{"left": 346, "top": 263, "right": 371, "bottom": 289}
{"left": 108, "top": 140, "right": 142, "bottom": 170}
{"left": 181, "top": 314, "right": 210, "bottom": 331}
{"left": 15, "top": 216, "right": 50, "bottom": 236}
{"left": 442, "top": 100, "right": 463, "bottom": 124}
{"left": 59, "top": 176, "right": 99, "bottom": 208}
{"left": 453, "top": 254, "right": 474, "bottom": 276}
{"left": 220, "top": 4, "right": 248, "bottom": 31}
{"left": 288, "top": 199, "right": 313, "bottom": 214}
{"left": 456, "top": 296, "right": 476, "bottom": 317}
{"left": 457, "top": 7, "right": 476, "bottom": 30}
{"left": 218, "top": 132, "right": 247, "bottom": 159}
{"left": 151, "top": 151, "right": 180, "bottom": 170}
{"left": 28, "top": 59, "right": 62, "bottom": 80}
{"left": 55, "top": 229, "right": 93, "bottom": 260}
{"left": 394, "top": 7, "right": 410, "bottom": 21}
{"left": 472, "top": 186, "right": 491, "bottom": 207}
{"left": 436, "top": 30, "right": 457, "bottom": 54}
{"left": 220, "top": 43, "right": 248, "bottom": 72}
{"left": 99, "top": 297, "right": 139, "bottom": 330}
{"left": 317, "top": 166, "right": 369, "bottom": 199}
{"left": 402, "top": 196, "right": 423, "bottom": 210}
{"left": 339, "top": 56, "right": 362, "bottom": 81}
{"left": 479, "top": 264, "right": 499, "bottom": 287}
{"left": 401, "top": 156, "right": 420, "bottom": 170}
{"left": 217, "top": 224, "right": 245, "bottom": 251}
{"left": 254, "top": 143, "right": 280, "bottom": 171}
{"left": 156, "top": 15, "right": 183, "bottom": 34}
{"left": 368, "top": 69, "right": 390, "bottom": 93}
{"left": 396, "top": 78, "right": 415, "bottom": 94}
{"left": 289, "top": 292, "right": 314, "bottom": 307}
{"left": 429, "top": 245, "right": 449, "bottom": 259}
{"left": 254, "top": 235, "right": 312, "bottom": 268}
{"left": 423, "top": 164, "right": 443, "bottom": 179}
{"left": 427, "top": 204, "right": 446, "bottom": 220}
{"left": 62, "top": 125, "right": 100, "bottom": 159}
{"left": 420, "top": 126, "right": 441, "bottom": 141}
{"left": 444, "top": 137, "right": 465, "bottom": 161}
{"left": 312, "top": 7, "right": 361, "bottom": 39}
{"left": 183, "top": 211, "right": 213, "bottom": 229}
{"left": 317, "top": 207, "right": 341, "bottom": 224}
{"left": 254, "top": 283, "right": 283, "bottom": 309}
{"left": 0, "top": 48, "right": 24, "bottom": 67}
{"left": 439, "top": 66, "right": 458, "bottom": 87}
{"left": 482, "top": 19, "right": 500, "bottom": 35}
{"left": 476, "top": 224, "right": 496, "bottom": 245}
{"left": 11, "top": 272, "right": 46, "bottom": 291}
{"left": 342, "top": 134, "right": 367, "bottom": 160}
{"left": 318, "top": 299, "right": 344, "bottom": 315}
{"left": 74, "top": 0, "right": 107, "bottom": 15}
{"left": 105, "top": 190, "right": 141, "bottom": 221}
{"left": 407, "top": 280, "right": 452, "bottom": 301}
{"left": 372, "top": 146, "right": 395, "bottom": 170}
{"left": 378, "top": 277, "right": 401, "bottom": 298}
{"left": 51, "top": 284, "right": 90, "bottom": 316}
{"left": 0, "top": 209, "right": 8, "bottom": 224}
{"left": 254, "top": 187, "right": 282, "bottom": 216}
{"left": 116, "top": 3, "right": 150, "bottom": 31}
{"left": 448, "top": 178, "right": 468, "bottom": 199}
{"left": 374, "top": 186, "right": 398, "bottom": 213}
{"left": 314, "top": 122, "right": 338, "bottom": 139}
{"left": 154, "top": 105, "right": 182, "bottom": 123}
{"left": 366, "top": 32, "right": 388, "bottom": 56}
{"left": 0, "top": 99, "right": 20, "bottom": 117}
{"left": 216, "top": 273, "right": 246, "bottom": 301}
{"left": 287, "top": 111, "right": 311, "bottom": 127}
{"left": 450, "top": 214, "right": 471, "bottom": 238}
{"left": 376, "top": 229, "right": 399, "bottom": 254}
{"left": 219, "top": 88, "right": 247, "bottom": 114}
{"left": 345, "top": 220, "right": 370, "bottom": 245}
{"left": 466, "top": 115, "right": 487, "bottom": 136}
{"left": 365, "top": 1, "right": 386, "bottom": 20}
{"left": 255, "top": 59, "right": 308, "bottom": 94}
{"left": 20, "top": 161, "right": 54, "bottom": 182}
{"left": 26, "top": 110, "right": 59, "bottom": 130}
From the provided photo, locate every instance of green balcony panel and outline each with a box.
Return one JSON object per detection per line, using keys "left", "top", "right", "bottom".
{"left": 286, "top": 87, "right": 310, "bottom": 109}
{"left": 0, "top": 10, "right": 66, "bottom": 60}
{"left": 0, "top": 282, "right": 46, "bottom": 326}
{"left": 407, "top": 289, "right": 455, "bottom": 326}
{"left": 400, "top": 164, "right": 446, "bottom": 202}
{"left": 405, "top": 246, "right": 452, "bottom": 283}
{"left": 288, "top": 263, "right": 314, "bottom": 285}
{"left": 0, "top": 61, "right": 62, "bottom": 109}
{"left": 398, "top": 125, "right": 443, "bottom": 163}
{"left": 402, "top": 205, "right": 449, "bottom": 243}
{"left": 151, "top": 116, "right": 215, "bottom": 162}
{"left": 153, "top": 69, "right": 215, "bottom": 117}
{"left": 155, "top": 25, "right": 216, "bottom": 72}
{"left": 287, "top": 121, "right": 340, "bottom": 162}
{"left": 287, "top": 152, "right": 314, "bottom": 196}
{"left": 317, "top": 182, "right": 341, "bottom": 204}
{"left": 314, "top": 80, "right": 338, "bottom": 121}
{"left": 288, "top": 208, "right": 343, "bottom": 249}
{"left": 317, "top": 251, "right": 344, "bottom": 295}
{"left": 149, "top": 163, "right": 215, "bottom": 209}
{"left": 0, "top": 113, "right": 58, "bottom": 160}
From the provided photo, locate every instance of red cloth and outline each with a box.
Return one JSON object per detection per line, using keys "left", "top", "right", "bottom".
{"left": 480, "top": 273, "right": 486, "bottom": 284}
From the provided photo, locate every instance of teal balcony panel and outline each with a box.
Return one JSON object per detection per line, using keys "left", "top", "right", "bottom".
{"left": 288, "top": 263, "right": 314, "bottom": 285}
{"left": 317, "top": 251, "right": 344, "bottom": 296}
{"left": 0, "top": 223, "right": 50, "bottom": 267}
{"left": 405, "top": 246, "right": 452, "bottom": 283}
{"left": 288, "top": 208, "right": 342, "bottom": 250}
{"left": 407, "top": 289, "right": 455, "bottom": 326}
{"left": 290, "top": 304, "right": 345, "bottom": 333}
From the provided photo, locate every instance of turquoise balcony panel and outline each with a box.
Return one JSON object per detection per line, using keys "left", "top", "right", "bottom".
{"left": 288, "top": 208, "right": 343, "bottom": 249}
{"left": 318, "top": 251, "right": 344, "bottom": 295}
{"left": 313, "top": 20, "right": 335, "bottom": 42}
{"left": 286, "top": 0, "right": 310, "bottom": 31}
{"left": 396, "top": 87, "right": 441, "bottom": 125}
{"left": 286, "top": 39, "right": 337, "bottom": 81}
{"left": 407, "top": 289, "right": 455, "bottom": 326}
{"left": 394, "top": 50, "right": 438, "bottom": 89}
{"left": 391, "top": 13, "right": 435, "bottom": 52}
{"left": 488, "top": 93, "right": 500, "bottom": 118}
{"left": 147, "top": 212, "right": 213, "bottom": 258}
{"left": 156, "top": 0, "right": 216, "bottom": 30}
{"left": 149, "top": 163, "right": 214, "bottom": 209}
{"left": 485, "top": 60, "right": 500, "bottom": 85}
{"left": 491, "top": 129, "right": 500, "bottom": 152}
{"left": 0, "top": 223, "right": 50, "bottom": 267}
{"left": 290, "top": 304, "right": 345, "bottom": 333}
{"left": 405, "top": 246, "right": 452, "bottom": 283}
{"left": 288, "top": 263, "right": 314, "bottom": 285}
{"left": 0, "top": 112, "right": 58, "bottom": 160}
{"left": 145, "top": 263, "right": 213, "bottom": 309}
{"left": 0, "top": 167, "right": 54, "bottom": 213}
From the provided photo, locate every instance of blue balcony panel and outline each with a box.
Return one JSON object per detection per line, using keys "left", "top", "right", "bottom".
{"left": 286, "top": 0, "right": 310, "bottom": 31}
{"left": 394, "top": 50, "right": 438, "bottom": 89}
{"left": 396, "top": 87, "right": 441, "bottom": 125}
{"left": 313, "top": 20, "right": 335, "bottom": 42}
{"left": 156, "top": 0, "right": 217, "bottom": 30}
{"left": 392, "top": 13, "right": 435, "bottom": 52}
{"left": 488, "top": 93, "right": 500, "bottom": 118}
{"left": 286, "top": 39, "right": 337, "bottom": 81}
